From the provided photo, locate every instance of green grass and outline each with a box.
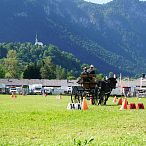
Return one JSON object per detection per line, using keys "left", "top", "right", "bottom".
{"left": 0, "top": 94, "right": 146, "bottom": 146}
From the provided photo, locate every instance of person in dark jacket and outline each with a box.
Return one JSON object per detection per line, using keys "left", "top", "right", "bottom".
{"left": 81, "top": 67, "right": 88, "bottom": 75}
{"left": 88, "top": 65, "right": 95, "bottom": 74}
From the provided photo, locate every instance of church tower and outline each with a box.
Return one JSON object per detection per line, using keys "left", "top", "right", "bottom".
{"left": 35, "top": 34, "right": 43, "bottom": 46}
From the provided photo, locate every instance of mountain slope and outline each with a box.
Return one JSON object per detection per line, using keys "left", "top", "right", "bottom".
{"left": 0, "top": 0, "right": 146, "bottom": 75}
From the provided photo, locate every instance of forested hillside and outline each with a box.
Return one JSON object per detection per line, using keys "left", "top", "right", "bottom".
{"left": 0, "top": 0, "right": 146, "bottom": 76}
{"left": 0, "top": 43, "right": 82, "bottom": 79}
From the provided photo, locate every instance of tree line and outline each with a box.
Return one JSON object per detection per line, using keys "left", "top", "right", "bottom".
{"left": 0, "top": 43, "right": 106, "bottom": 80}
{"left": 0, "top": 43, "right": 80, "bottom": 79}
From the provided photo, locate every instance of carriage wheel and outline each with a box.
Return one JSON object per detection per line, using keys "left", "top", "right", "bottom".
{"left": 89, "top": 87, "right": 98, "bottom": 105}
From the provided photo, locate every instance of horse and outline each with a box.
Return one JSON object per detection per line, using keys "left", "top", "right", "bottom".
{"left": 97, "top": 77, "right": 117, "bottom": 105}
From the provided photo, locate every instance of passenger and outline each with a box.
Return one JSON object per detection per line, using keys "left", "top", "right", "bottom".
{"left": 81, "top": 67, "right": 88, "bottom": 75}
{"left": 87, "top": 65, "right": 96, "bottom": 82}
{"left": 77, "top": 67, "right": 89, "bottom": 83}
{"left": 88, "top": 65, "right": 95, "bottom": 74}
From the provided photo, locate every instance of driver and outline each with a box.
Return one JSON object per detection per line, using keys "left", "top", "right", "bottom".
{"left": 88, "top": 65, "right": 95, "bottom": 75}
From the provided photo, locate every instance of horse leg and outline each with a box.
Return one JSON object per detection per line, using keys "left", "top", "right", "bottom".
{"left": 98, "top": 94, "right": 101, "bottom": 105}
{"left": 98, "top": 96, "right": 100, "bottom": 105}
{"left": 98, "top": 93, "right": 104, "bottom": 105}
{"left": 94, "top": 86, "right": 99, "bottom": 105}
{"left": 98, "top": 92, "right": 102, "bottom": 105}
{"left": 104, "top": 95, "right": 107, "bottom": 105}
{"left": 104, "top": 94, "right": 110, "bottom": 105}
{"left": 98, "top": 99, "right": 101, "bottom": 105}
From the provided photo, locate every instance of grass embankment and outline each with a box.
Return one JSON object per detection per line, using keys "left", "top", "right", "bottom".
{"left": 0, "top": 95, "right": 146, "bottom": 145}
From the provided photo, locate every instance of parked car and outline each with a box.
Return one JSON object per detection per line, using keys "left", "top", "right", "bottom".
{"left": 29, "top": 84, "right": 42, "bottom": 95}
{"left": 43, "top": 87, "right": 53, "bottom": 95}
{"left": 9, "top": 87, "right": 17, "bottom": 93}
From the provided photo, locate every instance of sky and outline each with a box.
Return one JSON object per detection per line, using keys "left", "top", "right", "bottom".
{"left": 85, "top": 0, "right": 146, "bottom": 4}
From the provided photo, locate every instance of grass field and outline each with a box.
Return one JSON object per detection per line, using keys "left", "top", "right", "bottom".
{"left": 0, "top": 94, "right": 146, "bottom": 146}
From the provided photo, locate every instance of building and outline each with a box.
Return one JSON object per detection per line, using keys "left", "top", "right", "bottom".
{"left": 111, "top": 78, "right": 143, "bottom": 97}
{"left": 35, "top": 34, "right": 43, "bottom": 46}
{"left": 0, "top": 79, "right": 79, "bottom": 94}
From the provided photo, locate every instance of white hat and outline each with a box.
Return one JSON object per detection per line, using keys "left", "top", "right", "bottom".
{"left": 90, "top": 65, "right": 94, "bottom": 68}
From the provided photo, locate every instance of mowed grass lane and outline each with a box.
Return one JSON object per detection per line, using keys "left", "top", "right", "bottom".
{"left": 0, "top": 95, "right": 146, "bottom": 145}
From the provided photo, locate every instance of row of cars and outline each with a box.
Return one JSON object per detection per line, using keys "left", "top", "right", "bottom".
{"left": 0, "top": 84, "right": 72, "bottom": 95}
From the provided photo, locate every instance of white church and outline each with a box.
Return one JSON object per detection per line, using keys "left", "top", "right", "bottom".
{"left": 35, "top": 34, "right": 43, "bottom": 46}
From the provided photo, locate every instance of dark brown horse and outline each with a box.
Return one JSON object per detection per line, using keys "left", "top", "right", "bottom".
{"left": 97, "top": 77, "right": 117, "bottom": 105}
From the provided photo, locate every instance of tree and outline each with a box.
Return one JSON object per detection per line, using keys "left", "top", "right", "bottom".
{"left": 23, "top": 63, "right": 41, "bottom": 79}
{"left": 67, "top": 71, "right": 75, "bottom": 80}
{"left": 96, "top": 73, "right": 104, "bottom": 80}
{"left": 40, "top": 57, "right": 56, "bottom": 79}
{"left": 0, "top": 64, "right": 5, "bottom": 78}
{"left": 55, "top": 65, "right": 66, "bottom": 79}
{"left": 4, "top": 50, "right": 21, "bottom": 78}
{"left": 109, "top": 72, "right": 114, "bottom": 78}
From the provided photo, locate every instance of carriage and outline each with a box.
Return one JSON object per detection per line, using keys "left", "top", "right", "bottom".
{"left": 71, "top": 74, "right": 117, "bottom": 105}
{"left": 71, "top": 74, "right": 98, "bottom": 104}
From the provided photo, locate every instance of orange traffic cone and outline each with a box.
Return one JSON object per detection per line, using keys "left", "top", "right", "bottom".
{"left": 13, "top": 94, "right": 16, "bottom": 98}
{"left": 136, "top": 96, "right": 139, "bottom": 100}
{"left": 120, "top": 98, "right": 128, "bottom": 110}
{"left": 82, "top": 97, "right": 88, "bottom": 110}
{"left": 113, "top": 96, "right": 117, "bottom": 103}
{"left": 118, "top": 97, "right": 122, "bottom": 105}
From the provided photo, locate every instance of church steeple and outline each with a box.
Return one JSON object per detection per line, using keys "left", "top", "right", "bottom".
{"left": 35, "top": 34, "right": 38, "bottom": 44}
{"left": 34, "top": 34, "right": 43, "bottom": 46}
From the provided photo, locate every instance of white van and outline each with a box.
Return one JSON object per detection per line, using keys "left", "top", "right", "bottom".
{"left": 29, "top": 84, "right": 42, "bottom": 95}
{"left": 9, "top": 87, "right": 17, "bottom": 93}
{"left": 43, "top": 87, "right": 53, "bottom": 95}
